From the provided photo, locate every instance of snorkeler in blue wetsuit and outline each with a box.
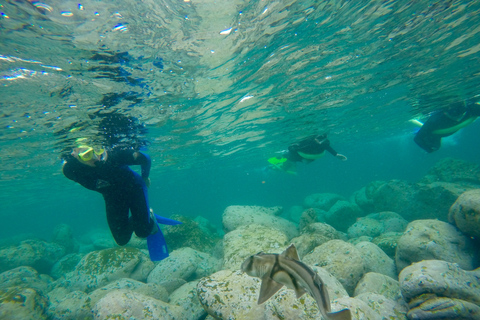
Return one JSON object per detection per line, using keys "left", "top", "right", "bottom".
{"left": 62, "top": 146, "right": 180, "bottom": 261}
{"left": 413, "top": 100, "right": 480, "bottom": 153}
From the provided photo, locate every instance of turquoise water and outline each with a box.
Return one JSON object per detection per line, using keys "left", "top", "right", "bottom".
{"left": 1, "top": 0, "right": 480, "bottom": 241}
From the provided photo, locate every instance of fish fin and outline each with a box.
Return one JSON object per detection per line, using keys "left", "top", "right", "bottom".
{"left": 294, "top": 287, "right": 306, "bottom": 298}
{"left": 326, "top": 308, "right": 352, "bottom": 320}
{"left": 258, "top": 276, "right": 284, "bottom": 304}
{"left": 281, "top": 244, "right": 300, "bottom": 261}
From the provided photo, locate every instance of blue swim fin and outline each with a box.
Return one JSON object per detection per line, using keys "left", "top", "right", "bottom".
{"left": 147, "top": 222, "right": 169, "bottom": 261}
{"left": 154, "top": 213, "right": 182, "bottom": 226}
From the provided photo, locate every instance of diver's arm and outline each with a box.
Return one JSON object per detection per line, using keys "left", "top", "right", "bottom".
{"left": 62, "top": 160, "right": 98, "bottom": 190}
{"left": 325, "top": 145, "right": 347, "bottom": 161}
{"left": 133, "top": 151, "right": 151, "bottom": 180}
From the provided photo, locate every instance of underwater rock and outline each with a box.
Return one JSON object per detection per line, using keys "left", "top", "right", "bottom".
{"left": 0, "top": 239, "right": 66, "bottom": 274}
{"left": 0, "top": 286, "right": 48, "bottom": 320}
{"left": 303, "top": 192, "right": 345, "bottom": 211}
{"left": 291, "top": 222, "right": 341, "bottom": 257}
{"left": 399, "top": 260, "right": 480, "bottom": 306}
{"left": 332, "top": 296, "right": 379, "bottom": 320}
{"left": 89, "top": 278, "right": 169, "bottom": 307}
{"left": 287, "top": 205, "right": 305, "bottom": 223}
{"left": 449, "top": 189, "right": 480, "bottom": 239}
{"left": 51, "top": 224, "right": 78, "bottom": 254}
{"left": 222, "top": 205, "right": 298, "bottom": 239}
{"left": 347, "top": 211, "right": 408, "bottom": 239}
{"left": 0, "top": 266, "right": 53, "bottom": 296}
{"left": 355, "top": 241, "right": 396, "bottom": 279}
{"left": 169, "top": 281, "right": 207, "bottom": 320}
{"left": 354, "top": 272, "right": 405, "bottom": 306}
{"left": 354, "top": 292, "right": 407, "bottom": 319}
{"left": 372, "top": 232, "right": 403, "bottom": 258}
{"left": 303, "top": 239, "right": 365, "bottom": 295}
{"left": 79, "top": 229, "right": 116, "bottom": 251}
{"left": 348, "top": 218, "right": 383, "bottom": 239}
{"left": 196, "top": 267, "right": 349, "bottom": 320}
{"left": 222, "top": 224, "right": 288, "bottom": 270}
{"left": 163, "top": 215, "right": 220, "bottom": 253}
{"left": 46, "top": 288, "right": 92, "bottom": 320}
{"left": 92, "top": 289, "right": 183, "bottom": 320}
{"left": 324, "top": 200, "right": 364, "bottom": 232}
{"left": 395, "top": 220, "right": 477, "bottom": 272}
{"left": 406, "top": 295, "right": 480, "bottom": 320}
{"left": 57, "top": 247, "right": 154, "bottom": 293}
{"left": 147, "top": 247, "right": 221, "bottom": 285}
{"left": 50, "top": 253, "right": 84, "bottom": 280}
{"left": 350, "top": 181, "right": 384, "bottom": 213}
{"left": 298, "top": 207, "right": 327, "bottom": 230}
{"left": 419, "top": 157, "right": 480, "bottom": 185}
{"left": 364, "top": 179, "right": 472, "bottom": 222}
{"left": 197, "top": 270, "right": 264, "bottom": 319}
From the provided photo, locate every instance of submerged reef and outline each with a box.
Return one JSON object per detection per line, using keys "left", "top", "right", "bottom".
{"left": 0, "top": 157, "right": 479, "bottom": 319}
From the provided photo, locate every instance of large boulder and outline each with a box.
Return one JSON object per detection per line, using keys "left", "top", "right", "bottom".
{"left": 355, "top": 242, "right": 396, "bottom": 279}
{"left": 222, "top": 205, "right": 298, "bottom": 239}
{"left": 0, "top": 286, "right": 48, "bottom": 320}
{"left": 303, "top": 193, "right": 345, "bottom": 210}
{"left": 51, "top": 224, "right": 78, "bottom": 254}
{"left": 92, "top": 289, "right": 184, "bottom": 320}
{"left": 56, "top": 247, "right": 154, "bottom": 293}
{"left": 303, "top": 240, "right": 365, "bottom": 295}
{"left": 147, "top": 247, "right": 221, "bottom": 285}
{"left": 197, "top": 267, "right": 349, "bottom": 320}
{"left": 449, "top": 189, "right": 480, "bottom": 239}
{"left": 0, "top": 266, "right": 53, "bottom": 295}
{"left": 419, "top": 157, "right": 480, "bottom": 185}
{"left": 0, "top": 240, "right": 66, "bottom": 274}
{"left": 347, "top": 211, "right": 408, "bottom": 239}
{"left": 163, "top": 215, "right": 220, "bottom": 253}
{"left": 291, "top": 222, "right": 341, "bottom": 257}
{"left": 169, "top": 281, "right": 207, "bottom": 320}
{"left": 46, "top": 289, "right": 93, "bottom": 320}
{"left": 222, "top": 224, "right": 288, "bottom": 270}
{"left": 399, "top": 260, "right": 480, "bottom": 319}
{"left": 395, "top": 220, "right": 477, "bottom": 272}
{"left": 89, "top": 278, "right": 169, "bottom": 306}
{"left": 399, "top": 260, "right": 480, "bottom": 305}
{"left": 354, "top": 272, "right": 404, "bottom": 305}
{"left": 361, "top": 179, "right": 472, "bottom": 222}
{"left": 324, "top": 200, "right": 364, "bottom": 232}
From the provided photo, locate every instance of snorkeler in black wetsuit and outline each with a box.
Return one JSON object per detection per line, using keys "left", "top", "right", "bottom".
{"left": 62, "top": 146, "right": 156, "bottom": 246}
{"left": 286, "top": 134, "right": 347, "bottom": 163}
{"left": 414, "top": 100, "right": 480, "bottom": 153}
{"left": 268, "top": 134, "right": 347, "bottom": 174}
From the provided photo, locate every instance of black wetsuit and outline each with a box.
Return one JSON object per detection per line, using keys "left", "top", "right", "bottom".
{"left": 63, "top": 148, "right": 153, "bottom": 245}
{"left": 414, "top": 102, "right": 480, "bottom": 153}
{"left": 286, "top": 134, "right": 339, "bottom": 162}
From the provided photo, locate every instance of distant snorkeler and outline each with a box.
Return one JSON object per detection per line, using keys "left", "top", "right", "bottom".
{"left": 62, "top": 143, "right": 181, "bottom": 261}
{"left": 268, "top": 134, "right": 347, "bottom": 174}
{"left": 412, "top": 99, "right": 480, "bottom": 153}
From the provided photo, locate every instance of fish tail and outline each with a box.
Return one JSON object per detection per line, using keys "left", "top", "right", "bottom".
{"left": 326, "top": 308, "right": 351, "bottom": 320}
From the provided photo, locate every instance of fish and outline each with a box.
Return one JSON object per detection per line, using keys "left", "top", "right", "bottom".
{"left": 241, "top": 244, "right": 352, "bottom": 320}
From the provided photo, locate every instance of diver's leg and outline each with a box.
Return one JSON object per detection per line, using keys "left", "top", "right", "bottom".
{"left": 129, "top": 176, "right": 155, "bottom": 238}
{"left": 103, "top": 193, "right": 133, "bottom": 245}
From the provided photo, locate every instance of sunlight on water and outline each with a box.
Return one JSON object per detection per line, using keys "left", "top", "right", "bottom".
{"left": 0, "top": 0, "right": 479, "bottom": 176}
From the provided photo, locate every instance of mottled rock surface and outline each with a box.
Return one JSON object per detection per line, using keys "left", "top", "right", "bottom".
{"left": 449, "top": 189, "right": 480, "bottom": 239}
{"left": 303, "top": 240, "right": 365, "bottom": 295}
{"left": 395, "top": 219, "right": 477, "bottom": 272}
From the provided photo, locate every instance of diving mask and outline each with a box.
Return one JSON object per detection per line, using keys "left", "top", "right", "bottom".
{"left": 77, "top": 146, "right": 105, "bottom": 162}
